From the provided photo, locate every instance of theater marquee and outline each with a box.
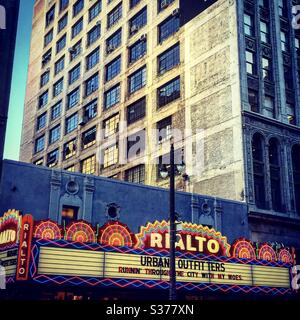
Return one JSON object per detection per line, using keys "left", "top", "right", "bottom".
{"left": 0, "top": 210, "right": 296, "bottom": 295}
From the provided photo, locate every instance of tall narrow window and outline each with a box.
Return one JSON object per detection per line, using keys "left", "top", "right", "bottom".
{"left": 244, "top": 13, "right": 254, "bottom": 37}
{"left": 269, "top": 138, "right": 282, "bottom": 211}
{"left": 292, "top": 145, "right": 300, "bottom": 213}
{"left": 246, "top": 50, "right": 256, "bottom": 75}
{"left": 252, "top": 133, "right": 267, "bottom": 209}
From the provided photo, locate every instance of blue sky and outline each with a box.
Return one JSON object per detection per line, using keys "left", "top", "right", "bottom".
{"left": 4, "top": 0, "right": 35, "bottom": 160}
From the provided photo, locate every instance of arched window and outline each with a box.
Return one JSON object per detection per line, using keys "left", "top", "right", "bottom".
{"left": 292, "top": 145, "right": 300, "bottom": 213}
{"left": 252, "top": 133, "right": 267, "bottom": 209}
{"left": 269, "top": 138, "right": 282, "bottom": 211}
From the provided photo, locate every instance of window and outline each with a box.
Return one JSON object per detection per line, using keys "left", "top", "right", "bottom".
{"left": 72, "top": 18, "right": 83, "bottom": 39}
{"left": 157, "top": 116, "right": 172, "bottom": 143}
{"left": 127, "top": 97, "right": 146, "bottom": 124}
{"left": 87, "top": 24, "right": 101, "bottom": 46}
{"left": 42, "top": 49, "right": 52, "bottom": 67}
{"left": 264, "top": 96, "right": 275, "bottom": 118}
{"left": 70, "top": 40, "right": 82, "bottom": 61}
{"left": 40, "top": 71, "right": 50, "bottom": 87}
{"left": 89, "top": 1, "right": 102, "bottom": 22}
{"left": 107, "top": 3, "right": 122, "bottom": 29}
{"left": 103, "top": 144, "right": 118, "bottom": 168}
{"left": 260, "top": 21, "right": 270, "bottom": 43}
{"left": 287, "top": 102, "right": 296, "bottom": 124}
{"left": 129, "top": 38, "right": 147, "bottom": 64}
{"left": 296, "top": 36, "right": 300, "bottom": 49}
{"left": 103, "top": 113, "right": 119, "bottom": 138}
{"left": 73, "top": 0, "right": 84, "bottom": 17}
{"left": 292, "top": 145, "right": 300, "bottom": 213}
{"left": 129, "top": 7, "right": 147, "bottom": 36}
{"left": 34, "top": 159, "right": 44, "bottom": 166}
{"left": 248, "top": 89, "right": 259, "bottom": 113}
{"left": 81, "top": 155, "right": 96, "bottom": 174}
{"left": 246, "top": 50, "right": 256, "bottom": 75}
{"left": 60, "top": 0, "right": 69, "bottom": 12}
{"left": 56, "top": 34, "right": 67, "bottom": 53}
{"left": 69, "top": 63, "right": 81, "bottom": 84}
{"left": 35, "top": 136, "right": 45, "bottom": 153}
{"left": 84, "top": 99, "right": 98, "bottom": 120}
{"left": 278, "top": 0, "right": 287, "bottom": 17}
{"left": 157, "top": 76, "right": 180, "bottom": 108}
{"left": 125, "top": 164, "right": 145, "bottom": 184}
{"left": 244, "top": 13, "right": 254, "bottom": 37}
{"left": 46, "top": 5, "right": 55, "bottom": 27}
{"left": 158, "top": 43, "right": 180, "bottom": 75}
{"left": 128, "top": 66, "right": 146, "bottom": 94}
{"left": 82, "top": 126, "right": 97, "bottom": 149}
{"left": 44, "top": 29, "right": 53, "bottom": 47}
{"left": 67, "top": 87, "right": 80, "bottom": 109}
{"left": 36, "top": 112, "right": 47, "bottom": 131}
{"left": 284, "top": 66, "right": 293, "bottom": 90}
{"left": 158, "top": 0, "right": 175, "bottom": 12}
{"left": 158, "top": 15, "right": 180, "bottom": 43}
{"left": 262, "top": 57, "right": 272, "bottom": 81}
{"left": 53, "top": 78, "right": 64, "bottom": 97}
{"left": 66, "top": 113, "right": 78, "bottom": 134}
{"left": 39, "top": 91, "right": 49, "bottom": 108}
{"left": 64, "top": 139, "right": 77, "bottom": 159}
{"left": 51, "top": 101, "right": 62, "bottom": 120}
{"left": 106, "top": 28, "right": 122, "bottom": 53}
{"left": 258, "top": 0, "right": 269, "bottom": 8}
{"left": 281, "top": 31, "right": 289, "bottom": 52}
{"left": 54, "top": 56, "right": 65, "bottom": 75}
{"left": 85, "top": 73, "right": 99, "bottom": 96}
{"left": 58, "top": 13, "right": 68, "bottom": 32}
{"left": 65, "top": 165, "right": 75, "bottom": 172}
{"left": 105, "top": 55, "right": 121, "bottom": 81}
{"left": 104, "top": 84, "right": 120, "bottom": 109}
{"left": 269, "top": 138, "right": 283, "bottom": 211}
{"left": 127, "top": 130, "right": 145, "bottom": 159}
{"left": 61, "top": 206, "right": 78, "bottom": 226}
{"left": 49, "top": 125, "right": 61, "bottom": 144}
{"left": 252, "top": 133, "right": 267, "bottom": 209}
{"left": 86, "top": 47, "right": 100, "bottom": 70}
{"left": 37, "top": 113, "right": 47, "bottom": 131}
{"left": 130, "top": 0, "right": 141, "bottom": 9}
{"left": 47, "top": 149, "right": 59, "bottom": 168}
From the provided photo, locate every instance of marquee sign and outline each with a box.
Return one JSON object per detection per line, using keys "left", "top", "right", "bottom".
{"left": 135, "top": 220, "right": 231, "bottom": 256}
{"left": 0, "top": 210, "right": 296, "bottom": 295}
{"left": 0, "top": 210, "right": 21, "bottom": 249}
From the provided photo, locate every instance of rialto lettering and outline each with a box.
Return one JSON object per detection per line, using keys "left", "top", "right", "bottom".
{"left": 0, "top": 229, "right": 16, "bottom": 245}
{"left": 16, "top": 215, "right": 33, "bottom": 281}
{"left": 149, "top": 232, "right": 221, "bottom": 255}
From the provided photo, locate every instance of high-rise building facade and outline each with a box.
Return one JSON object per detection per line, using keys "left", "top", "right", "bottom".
{"left": 0, "top": 0, "right": 20, "bottom": 178}
{"left": 20, "top": 0, "right": 300, "bottom": 244}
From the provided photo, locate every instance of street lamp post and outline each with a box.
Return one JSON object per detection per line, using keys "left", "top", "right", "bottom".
{"left": 159, "top": 138, "right": 185, "bottom": 301}
{"left": 169, "top": 141, "right": 176, "bottom": 301}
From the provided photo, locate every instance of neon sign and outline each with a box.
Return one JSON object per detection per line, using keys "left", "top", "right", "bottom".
{"left": 0, "top": 210, "right": 21, "bottom": 249}
{"left": 16, "top": 215, "right": 34, "bottom": 281}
